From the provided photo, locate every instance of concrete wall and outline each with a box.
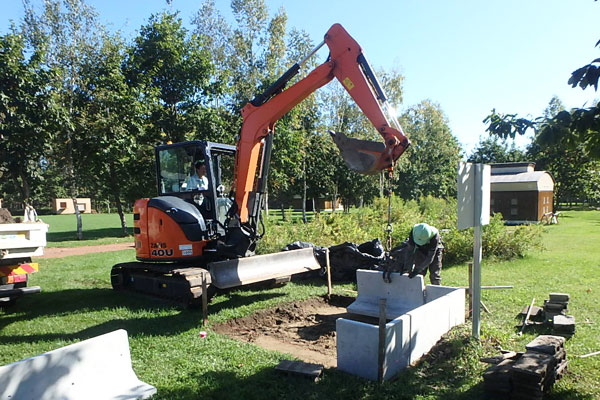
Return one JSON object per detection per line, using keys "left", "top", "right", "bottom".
{"left": 337, "top": 271, "right": 465, "bottom": 381}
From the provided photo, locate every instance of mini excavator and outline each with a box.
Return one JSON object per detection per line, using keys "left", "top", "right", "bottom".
{"left": 110, "top": 24, "right": 410, "bottom": 304}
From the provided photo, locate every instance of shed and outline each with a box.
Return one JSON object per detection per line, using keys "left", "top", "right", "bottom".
{"left": 52, "top": 198, "right": 92, "bottom": 215}
{"left": 490, "top": 162, "right": 554, "bottom": 224}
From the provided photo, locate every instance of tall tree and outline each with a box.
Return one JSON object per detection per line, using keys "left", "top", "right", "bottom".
{"left": 0, "top": 30, "right": 52, "bottom": 209}
{"left": 395, "top": 100, "right": 462, "bottom": 200}
{"left": 22, "top": 0, "right": 103, "bottom": 239}
{"left": 79, "top": 32, "right": 149, "bottom": 234}
{"left": 126, "top": 11, "right": 215, "bottom": 144}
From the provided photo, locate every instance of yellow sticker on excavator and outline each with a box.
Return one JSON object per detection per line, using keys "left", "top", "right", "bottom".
{"left": 343, "top": 77, "right": 355, "bottom": 90}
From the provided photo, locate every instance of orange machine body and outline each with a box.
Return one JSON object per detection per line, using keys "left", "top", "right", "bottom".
{"left": 134, "top": 198, "right": 207, "bottom": 262}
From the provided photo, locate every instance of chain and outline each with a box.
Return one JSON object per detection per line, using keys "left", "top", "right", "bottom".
{"left": 384, "top": 167, "right": 394, "bottom": 252}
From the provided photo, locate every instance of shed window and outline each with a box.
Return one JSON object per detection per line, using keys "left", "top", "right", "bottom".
{"left": 59, "top": 201, "right": 67, "bottom": 209}
{"left": 511, "top": 198, "right": 518, "bottom": 205}
{"left": 511, "top": 208, "right": 518, "bottom": 216}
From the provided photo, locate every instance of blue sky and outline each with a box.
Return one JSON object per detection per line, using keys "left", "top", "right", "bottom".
{"left": 2, "top": 0, "right": 599, "bottom": 153}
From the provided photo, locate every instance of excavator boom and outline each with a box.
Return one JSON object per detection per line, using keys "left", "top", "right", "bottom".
{"left": 234, "top": 23, "right": 410, "bottom": 224}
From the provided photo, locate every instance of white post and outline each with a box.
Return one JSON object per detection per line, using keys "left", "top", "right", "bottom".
{"left": 457, "top": 162, "right": 490, "bottom": 341}
{"left": 472, "top": 225, "right": 483, "bottom": 339}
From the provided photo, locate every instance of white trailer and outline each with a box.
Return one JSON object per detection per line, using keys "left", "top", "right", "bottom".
{"left": 0, "top": 222, "right": 48, "bottom": 305}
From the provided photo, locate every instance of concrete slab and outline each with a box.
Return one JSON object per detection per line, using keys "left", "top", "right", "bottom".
{"left": 347, "top": 270, "right": 425, "bottom": 319}
{"left": 0, "top": 329, "right": 156, "bottom": 400}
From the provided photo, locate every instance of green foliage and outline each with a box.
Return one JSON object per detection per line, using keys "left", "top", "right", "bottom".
{"left": 260, "top": 196, "right": 543, "bottom": 265}
{"left": 0, "top": 30, "right": 52, "bottom": 205}
{"left": 468, "top": 135, "right": 527, "bottom": 164}
{"left": 395, "top": 100, "right": 463, "bottom": 200}
{"left": 126, "top": 11, "right": 216, "bottom": 144}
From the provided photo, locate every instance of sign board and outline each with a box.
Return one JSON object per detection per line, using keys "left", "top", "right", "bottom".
{"left": 457, "top": 162, "right": 491, "bottom": 230}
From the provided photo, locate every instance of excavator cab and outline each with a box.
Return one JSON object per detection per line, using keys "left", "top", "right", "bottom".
{"left": 155, "top": 141, "right": 236, "bottom": 239}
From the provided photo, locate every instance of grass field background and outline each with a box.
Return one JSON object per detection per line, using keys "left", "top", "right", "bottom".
{"left": 1, "top": 211, "right": 599, "bottom": 399}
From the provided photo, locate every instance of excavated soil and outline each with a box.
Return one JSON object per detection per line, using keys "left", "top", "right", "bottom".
{"left": 212, "top": 295, "right": 362, "bottom": 368}
{"left": 0, "top": 209, "right": 14, "bottom": 224}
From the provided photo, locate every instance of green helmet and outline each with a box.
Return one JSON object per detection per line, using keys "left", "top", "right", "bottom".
{"left": 412, "top": 223, "right": 437, "bottom": 246}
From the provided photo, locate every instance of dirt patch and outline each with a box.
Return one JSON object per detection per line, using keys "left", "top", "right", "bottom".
{"left": 40, "top": 242, "right": 134, "bottom": 258}
{"left": 0, "top": 208, "right": 14, "bottom": 224}
{"left": 213, "top": 295, "right": 358, "bottom": 368}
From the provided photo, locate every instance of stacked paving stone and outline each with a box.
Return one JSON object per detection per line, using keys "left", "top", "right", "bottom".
{"left": 482, "top": 335, "right": 568, "bottom": 399}
{"left": 543, "top": 293, "right": 575, "bottom": 337}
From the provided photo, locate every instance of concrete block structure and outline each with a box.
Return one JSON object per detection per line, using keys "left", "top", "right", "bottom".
{"left": 337, "top": 270, "right": 465, "bottom": 381}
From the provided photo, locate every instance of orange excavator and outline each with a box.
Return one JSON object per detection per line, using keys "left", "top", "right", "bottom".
{"left": 110, "top": 24, "right": 410, "bottom": 304}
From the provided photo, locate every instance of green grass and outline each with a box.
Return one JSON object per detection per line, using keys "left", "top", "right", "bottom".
{"left": 40, "top": 213, "right": 134, "bottom": 247}
{"left": 1, "top": 211, "right": 599, "bottom": 399}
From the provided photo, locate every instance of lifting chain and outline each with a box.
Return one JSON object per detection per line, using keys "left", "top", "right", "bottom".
{"left": 384, "top": 167, "right": 394, "bottom": 252}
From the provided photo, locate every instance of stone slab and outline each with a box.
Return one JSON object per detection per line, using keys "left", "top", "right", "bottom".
{"left": 525, "top": 335, "right": 565, "bottom": 355}
{"left": 0, "top": 329, "right": 156, "bottom": 400}
{"left": 347, "top": 270, "right": 425, "bottom": 319}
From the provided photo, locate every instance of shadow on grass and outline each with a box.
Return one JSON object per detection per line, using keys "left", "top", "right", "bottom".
{"left": 154, "top": 335, "right": 488, "bottom": 400}
{"left": 47, "top": 227, "right": 133, "bottom": 243}
{"left": 0, "top": 287, "right": 283, "bottom": 345}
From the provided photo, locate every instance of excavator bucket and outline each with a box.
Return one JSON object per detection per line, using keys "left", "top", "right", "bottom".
{"left": 330, "top": 131, "right": 387, "bottom": 174}
{"left": 208, "top": 248, "right": 321, "bottom": 289}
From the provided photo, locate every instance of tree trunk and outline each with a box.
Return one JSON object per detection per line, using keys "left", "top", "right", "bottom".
{"left": 17, "top": 168, "right": 31, "bottom": 205}
{"left": 72, "top": 197, "right": 83, "bottom": 240}
{"left": 109, "top": 164, "right": 128, "bottom": 236}
{"left": 115, "top": 198, "right": 128, "bottom": 236}
{"left": 332, "top": 184, "right": 338, "bottom": 214}
{"left": 265, "top": 192, "right": 269, "bottom": 215}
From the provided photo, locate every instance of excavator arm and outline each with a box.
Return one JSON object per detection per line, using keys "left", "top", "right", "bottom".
{"left": 234, "top": 23, "right": 410, "bottom": 224}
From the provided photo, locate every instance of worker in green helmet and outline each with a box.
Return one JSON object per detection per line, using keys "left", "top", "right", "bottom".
{"left": 405, "top": 223, "right": 444, "bottom": 285}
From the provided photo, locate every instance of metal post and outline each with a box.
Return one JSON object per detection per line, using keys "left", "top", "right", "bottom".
{"left": 201, "top": 272, "right": 208, "bottom": 326}
{"left": 468, "top": 262, "right": 473, "bottom": 318}
{"left": 377, "top": 298, "right": 387, "bottom": 383}
{"left": 472, "top": 164, "right": 483, "bottom": 340}
{"left": 326, "top": 248, "right": 332, "bottom": 299}
{"left": 472, "top": 225, "right": 482, "bottom": 339}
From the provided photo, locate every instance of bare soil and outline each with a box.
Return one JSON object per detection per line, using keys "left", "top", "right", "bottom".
{"left": 41, "top": 242, "right": 134, "bottom": 258}
{"left": 212, "top": 295, "right": 359, "bottom": 368}
{"left": 0, "top": 209, "right": 14, "bottom": 224}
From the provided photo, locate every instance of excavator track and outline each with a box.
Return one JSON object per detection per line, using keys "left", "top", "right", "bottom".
{"left": 111, "top": 262, "right": 212, "bottom": 306}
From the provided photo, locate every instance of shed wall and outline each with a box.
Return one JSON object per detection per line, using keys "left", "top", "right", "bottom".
{"left": 490, "top": 191, "right": 553, "bottom": 222}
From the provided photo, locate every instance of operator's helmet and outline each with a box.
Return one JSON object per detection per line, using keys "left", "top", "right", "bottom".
{"left": 412, "top": 223, "right": 437, "bottom": 246}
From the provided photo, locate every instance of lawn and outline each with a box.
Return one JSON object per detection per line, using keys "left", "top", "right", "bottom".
{"left": 40, "top": 213, "right": 134, "bottom": 247}
{"left": 1, "top": 211, "right": 599, "bottom": 399}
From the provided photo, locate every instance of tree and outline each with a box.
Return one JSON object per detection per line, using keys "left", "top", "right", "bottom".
{"left": 22, "top": 0, "right": 103, "bottom": 239}
{"left": 527, "top": 96, "right": 600, "bottom": 207}
{"left": 0, "top": 30, "right": 52, "bottom": 208}
{"left": 78, "top": 32, "right": 149, "bottom": 235}
{"left": 395, "top": 100, "right": 462, "bottom": 200}
{"left": 126, "top": 11, "right": 215, "bottom": 144}
{"left": 468, "top": 136, "right": 526, "bottom": 163}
